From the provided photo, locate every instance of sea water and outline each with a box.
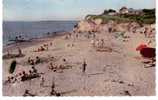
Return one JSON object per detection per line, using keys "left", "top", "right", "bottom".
{"left": 3, "top": 21, "right": 78, "bottom": 46}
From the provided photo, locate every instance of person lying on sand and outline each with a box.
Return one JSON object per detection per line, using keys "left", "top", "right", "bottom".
{"left": 67, "top": 43, "right": 74, "bottom": 47}
{"left": 23, "top": 89, "right": 36, "bottom": 97}
{"left": 43, "top": 44, "right": 49, "bottom": 50}
{"left": 40, "top": 46, "right": 45, "bottom": 51}
{"left": 34, "top": 45, "right": 49, "bottom": 52}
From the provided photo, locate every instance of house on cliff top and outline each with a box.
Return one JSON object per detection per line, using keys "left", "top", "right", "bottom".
{"left": 119, "top": 6, "right": 129, "bottom": 14}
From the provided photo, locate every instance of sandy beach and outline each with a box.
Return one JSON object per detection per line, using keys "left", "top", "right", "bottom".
{"left": 2, "top": 22, "right": 155, "bottom": 96}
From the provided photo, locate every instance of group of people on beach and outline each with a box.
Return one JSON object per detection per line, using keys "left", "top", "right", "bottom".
{"left": 126, "top": 22, "right": 155, "bottom": 38}
{"left": 90, "top": 38, "right": 106, "bottom": 48}
{"left": 48, "top": 58, "right": 70, "bottom": 72}
{"left": 143, "top": 27, "right": 155, "bottom": 38}
{"left": 4, "top": 66, "right": 39, "bottom": 85}
{"left": 28, "top": 56, "right": 41, "bottom": 65}
{"left": 34, "top": 42, "right": 52, "bottom": 52}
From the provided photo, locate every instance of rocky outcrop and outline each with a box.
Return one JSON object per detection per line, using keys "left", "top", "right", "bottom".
{"left": 74, "top": 19, "right": 103, "bottom": 33}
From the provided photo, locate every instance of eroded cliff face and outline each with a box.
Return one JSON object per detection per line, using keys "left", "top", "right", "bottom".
{"left": 73, "top": 19, "right": 103, "bottom": 33}
{"left": 74, "top": 19, "right": 131, "bottom": 33}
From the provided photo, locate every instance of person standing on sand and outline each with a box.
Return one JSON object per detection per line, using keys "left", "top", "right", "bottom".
{"left": 82, "top": 60, "right": 87, "bottom": 73}
{"left": 100, "top": 39, "right": 104, "bottom": 48}
{"left": 7, "top": 50, "right": 10, "bottom": 56}
{"left": 40, "top": 77, "right": 45, "bottom": 87}
{"left": 18, "top": 47, "right": 22, "bottom": 56}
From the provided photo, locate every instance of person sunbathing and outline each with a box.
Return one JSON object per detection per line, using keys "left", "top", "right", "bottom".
{"left": 23, "top": 89, "right": 36, "bottom": 97}
{"left": 40, "top": 46, "right": 45, "bottom": 51}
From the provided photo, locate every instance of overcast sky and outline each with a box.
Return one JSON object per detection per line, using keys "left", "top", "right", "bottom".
{"left": 3, "top": 0, "right": 155, "bottom": 21}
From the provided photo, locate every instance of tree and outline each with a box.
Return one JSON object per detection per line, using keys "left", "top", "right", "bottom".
{"left": 103, "top": 9, "right": 109, "bottom": 15}
{"left": 108, "top": 9, "right": 116, "bottom": 13}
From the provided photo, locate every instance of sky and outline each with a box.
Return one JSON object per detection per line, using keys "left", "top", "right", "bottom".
{"left": 3, "top": 0, "right": 156, "bottom": 21}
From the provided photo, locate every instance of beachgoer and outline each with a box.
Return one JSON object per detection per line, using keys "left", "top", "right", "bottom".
{"left": 29, "top": 70, "right": 33, "bottom": 75}
{"left": 8, "top": 76, "right": 11, "bottom": 83}
{"left": 46, "top": 46, "right": 48, "bottom": 50}
{"left": 18, "top": 47, "right": 22, "bottom": 56}
{"left": 4, "top": 76, "right": 11, "bottom": 84}
{"left": 35, "top": 56, "right": 41, "bottom": 64}
{"left": 50, "top": 42, "right": 52, "bottom": 46}
{"left": 50, "top": 81, "right": 56, "bottom": 95}
{"left": 50, "top": 80, "right": 61, "bottom": 96}
{"left": 32, "top": 66, "right": 37, "bottom": 73}
{"left": 108, "top": 27, "right": 112, "bottom": 33}
{"left": 63, "top": 58, "right": 66, "bottom": 62}
{"left": 40, "top": 77, "right": 45, "bottom": 87}
{"left": 68, "top": 33, "right": 72, "bottom": 38}
{"left": 41, "top": 46, "right": 45, "bottom": 51}
{"left": 92, "top": 33, "right": 96, "bottom": 39}
{"left": 22, "top": 71, "right": 27, "bottom": 77}
{"left": 15, "top": 36, "right": 18, "bottom": 42}
{"left": 76, "top": 34, "right": 78, "bottom": 38}
{"left": 28, "top": 57, "right": 31, "bottom": 64}
{"left": 30, "top": 59, "right": 35, "bottom": 65}
{"left": 82, "top": 60, "right": 87, "bottom": 73}
{"left": 49, "top": 62, "right": 54, "bottom": 69}
{"left": 95, "top": 39, "right": 100, "bottom": 48}
{"left": 23, "top": 89, "right": 35, "bottom": 96}
{"left": 7, "top": 50, "right": 10, "bottom": 56}
{"left": 90, "top": 39, "right": 95, "bottom": 47}
{"left": 100, "top": 39, "right": 104, "bottom": 48}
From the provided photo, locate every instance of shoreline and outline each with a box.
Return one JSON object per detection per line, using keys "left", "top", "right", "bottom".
{"left": 3, "top": 31, "right": 70, "bottom": 53}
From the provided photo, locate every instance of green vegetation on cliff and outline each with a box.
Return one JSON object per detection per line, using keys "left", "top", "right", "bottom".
{"left": 85, "top": 8, "right": 155, "bottom": 24}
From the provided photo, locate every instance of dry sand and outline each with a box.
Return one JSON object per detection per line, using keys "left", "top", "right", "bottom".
{"left": 3, "top": 24, "right": 155, "bottom": 96}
